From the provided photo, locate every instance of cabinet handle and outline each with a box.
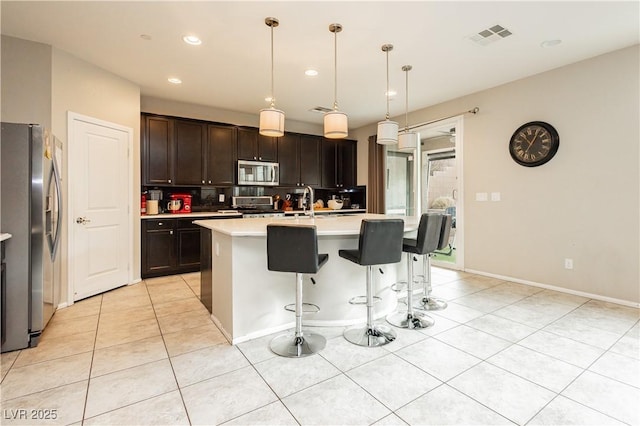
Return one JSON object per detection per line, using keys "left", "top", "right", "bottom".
{"left": 158, "top": 222, "right": 163, "bottom": 226}
{"left": 208, "top": 180, "right": 212, "bottom": 184}
{"left": 202, "top": 180, "right": 205, "bottom": 184}
{"left": 168, "top": 179, "right": 172, "bottom": 183}
{"left": 170, "top": 230, "right": 173, "bottom": 235}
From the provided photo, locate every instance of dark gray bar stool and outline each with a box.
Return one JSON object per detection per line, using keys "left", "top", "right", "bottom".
{"left": 413, "top": 214, "right": 452, "bottom": 311}
{"left": 339, "top": 219, "right": 404, "bottom": 347}
{"left": 267, "top": 224, "right": 329, "bottom": 357}
{"left": 387, "top": 213, "right": 443, "bottom": 329}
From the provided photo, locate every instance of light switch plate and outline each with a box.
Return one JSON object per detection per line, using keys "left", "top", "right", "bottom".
{"left": 491, "top": 192, "right": 501, "bottom": 201}
{"left": 218, "top": 194, "right": 225, "bottom": 202}
{"left": 476, "top": 192, "right": 488, "bottom": 202}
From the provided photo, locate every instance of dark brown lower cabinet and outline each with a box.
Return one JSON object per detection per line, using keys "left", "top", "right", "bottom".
{"left": 142, "top": 219, "right": 201, "bottom": 278}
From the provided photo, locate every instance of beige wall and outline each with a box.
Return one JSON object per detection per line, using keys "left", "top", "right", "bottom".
{"left": 353, "top": 45, "right": 640, "bottom": 304}
{"left": 51, "top": 48, "right": 141, "bottom": 304}
{"left": 1, "top": 35, "right": 52, "bottom": 128}
{"left": 141, "top": 96, "right": 324, "bottom": 136}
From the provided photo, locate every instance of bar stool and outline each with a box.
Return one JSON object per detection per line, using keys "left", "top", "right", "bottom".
{"left": 387, "top": 213, "right": 443, "bottom": 329}
{"left": 267, "top": 224, "right": 329, "bottom": 357}
{"left": 413, "top": 214, "right": 452, "bottom": 311}
{"left": 339, "top": 219, "right": 404, "bottom": 347}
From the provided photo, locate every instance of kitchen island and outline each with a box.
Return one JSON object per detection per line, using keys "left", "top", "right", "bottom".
{"left": 195, "top": 214, "right": 419, "bottom": 344}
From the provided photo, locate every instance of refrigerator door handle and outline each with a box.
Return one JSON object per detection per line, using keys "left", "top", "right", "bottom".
{"left": 51, "top": 155, "right": 62, "bottom": 260}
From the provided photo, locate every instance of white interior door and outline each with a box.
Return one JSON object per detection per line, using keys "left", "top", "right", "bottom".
{"left": 69, "top": 114, "right": 131, "bottom": 301}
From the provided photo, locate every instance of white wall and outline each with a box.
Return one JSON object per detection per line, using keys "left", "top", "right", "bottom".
{"left": 51, "top": 48, "right": 141, "bottom": 304}
{"left": 352, "top": 45, "right": 640, "bottom": 304}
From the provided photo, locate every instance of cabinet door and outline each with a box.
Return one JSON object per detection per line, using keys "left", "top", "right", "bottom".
{"left": 207, "top": 125, "right": 236, "bottom": 185}
{"left": 144, "top": 116, "right": 174, "bottom": 185}
{"left": 258, "top": 134, "right": 278, "bottom": 162}
{"left": 321, "top": 138, "right": 337, "bottom": 188}
{"left": 176, "top": 228, "right": 201, "bottom": 268}
{"left": 339, "top": 139, "right": 357, "bottom": 188}
{"left": 237, "top": 127, "right": 258, "bottom": 160}
{"left": 174, "top": 120, "right": 206, "bottom": 185}
{"left": 142, "top": 220, "right": 175, "bottom": 276}
{"left": 277, "top": 133, "right": 300, "bottom": 186}
{"left": 300, "top": 135, "right": 322, "bottom": 187}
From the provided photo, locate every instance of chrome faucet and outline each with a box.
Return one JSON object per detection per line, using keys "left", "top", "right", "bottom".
{"left": 303, "top": 185, "right": 315, "bottom": 218}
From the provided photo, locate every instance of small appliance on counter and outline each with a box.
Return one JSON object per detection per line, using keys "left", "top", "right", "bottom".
{"left": 169, "top": 193, "right": 192, "bottom": 214}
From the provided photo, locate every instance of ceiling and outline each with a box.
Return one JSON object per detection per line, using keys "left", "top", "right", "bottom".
{"left": 2, "top": 1, "right": 638, "bottom": 129}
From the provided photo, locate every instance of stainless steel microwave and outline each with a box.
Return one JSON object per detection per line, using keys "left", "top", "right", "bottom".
{"left": 237, "top": 160, "right": 279, "bottom": 186}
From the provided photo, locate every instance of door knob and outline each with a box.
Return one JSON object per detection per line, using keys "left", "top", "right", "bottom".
{"left": 76, "top": 217, "right": 91, "bottom": 224}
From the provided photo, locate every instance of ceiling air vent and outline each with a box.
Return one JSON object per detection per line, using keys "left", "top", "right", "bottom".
{"left": 309, "top": 106, "right": 333, "bottom": 114}
{"left": 468, "top": 24, "right": 513, "bottom": 46}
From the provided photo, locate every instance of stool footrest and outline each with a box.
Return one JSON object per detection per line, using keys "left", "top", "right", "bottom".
{"left": 390, "top": 281, "right": 407, "bottom": 293}
{"left": 348, "top": 295, "right": 382, "bottom": 305}
{"left": 284, "top": 303, "right": 320, "bottom": 314}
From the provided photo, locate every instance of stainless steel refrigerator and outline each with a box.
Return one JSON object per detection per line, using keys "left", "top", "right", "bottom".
{"left": 1, "top": 123, "right": 62, "bottom": 352}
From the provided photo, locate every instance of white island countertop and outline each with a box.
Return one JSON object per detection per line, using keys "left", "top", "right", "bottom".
{"left": 194, "top": 213, "right": 418, "bottom": 237}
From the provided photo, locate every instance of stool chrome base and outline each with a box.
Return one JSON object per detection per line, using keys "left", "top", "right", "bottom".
{"left": 343, "top": 324, "right": 396, "bottom": 347}
{"left": 413, "top": 296, "right": 448, "bottom": 311}
{"left": 270, "top": 332, "right": 326, "bottom": 358}
{"left": 387, "top": 310, "right": 435, "bottom": 329}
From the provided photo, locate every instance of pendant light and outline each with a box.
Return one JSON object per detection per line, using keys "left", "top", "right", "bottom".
{"left": 376, "top": 44, "right": 398, "bottom": 145}
{"left": 324, "top": 23, "right": 348, "bottom": 139}
{"left": 398, "top": 65, "right": 418, "bottom": 151}
{"left": 259, "top": 17, "right": 285, "bottom": 137}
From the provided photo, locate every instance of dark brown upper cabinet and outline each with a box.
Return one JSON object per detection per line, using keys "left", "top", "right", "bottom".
{"left": 143, "top": 115, "right": 174, "bottom": 185}
{"left": 237, "top": 127, "right": 277, "bottom": 162}
{"left": 206, "top": 125, "right": 236, "bottom": 185}
{"left": 321, "top": 138, "right": 357, "bottom": 188}
{"left": 174, "top": 120, "right": 206, "bottom": 185}
{"left": 279, "top": 133, "right": 322, "bottom": 187}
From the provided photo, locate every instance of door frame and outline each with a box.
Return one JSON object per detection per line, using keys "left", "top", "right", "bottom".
{"left": 416, "top": 115, "right": 465, "bottom": 270}
{"left": 66, "top": 112, "right": 134, "bottom": 305}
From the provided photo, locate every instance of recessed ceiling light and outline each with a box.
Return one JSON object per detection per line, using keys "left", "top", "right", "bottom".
{"left": 264, "top": 96, "right": 274, "bottom": 102}
{"left": 168, "top": 77, "right": 182, "bottom": 84}
{"left": 305, "top": 69, "right": 319, "bottom": 77}
{"left": 183, "top": 35, "right": 202, "bottom": 45}
{"left": 541, "top": 39, "right": 562, "bottom": 48}
{"left": 140, "top": 34, "right": 152, "bottom": 41}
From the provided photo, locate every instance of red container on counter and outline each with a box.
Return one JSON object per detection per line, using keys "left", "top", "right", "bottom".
{"left": 141, "top": 194, "right": 147, "bottom": 215}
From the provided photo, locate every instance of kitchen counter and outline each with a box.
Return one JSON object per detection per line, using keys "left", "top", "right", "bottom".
{"left": 283, "top": 208, "right": 366, "bottom": 216}
{"left": 0, "top": 233, "right": 12, "bottom": 242}
{"left": 195, "top": 214, "right": 421, "bottom": 344}
{"left": 141, "top": 212, "right": 242, "bottom": 219}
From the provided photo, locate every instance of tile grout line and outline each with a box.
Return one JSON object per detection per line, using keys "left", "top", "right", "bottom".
{"left": 80, "top": 294, "right": 104, "bottom": 425}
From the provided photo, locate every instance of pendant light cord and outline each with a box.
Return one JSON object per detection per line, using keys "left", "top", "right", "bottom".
{"left": 333, "top": 28, "right": 338, "bottom": 110}
{"left": 385, "top": 47, "right": 390, "bottom": 120}
{"left": 404, "top": 65, "right": 411, "bottom": 131}
{"left": 270, "top": 23, "right": 275, "bottom": 108}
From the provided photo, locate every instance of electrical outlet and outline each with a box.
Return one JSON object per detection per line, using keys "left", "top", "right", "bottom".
{"left": 218, "top": 194, "right": 225, "bottom": 202}
{"left": 564, "top": 258, "right": 573, "bottom": 270}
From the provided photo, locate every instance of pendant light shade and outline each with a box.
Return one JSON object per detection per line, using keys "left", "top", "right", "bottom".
{"left": 398, "top": 131, "right": 418, "bottom": 151}
{"left": 259, "top": 17, "right": 285, "bottom": 137}
{"left": 324, "top": 23, "right": 348, "bottom": 139}
{"left": 398, "top": 65, "right": 417, "bottom": 151}
{"left": 259, "top": 107, "right": 285, "bottom": 137}
{"left": 324, "top": 110, "right": 348, "bottom": 138}
{"left": 377, "top": 44, "right": 398, "bottom": 145}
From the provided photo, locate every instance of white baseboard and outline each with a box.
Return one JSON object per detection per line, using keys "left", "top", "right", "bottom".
{"left": 464, "top": 268, "right": 640, "bottom": 309}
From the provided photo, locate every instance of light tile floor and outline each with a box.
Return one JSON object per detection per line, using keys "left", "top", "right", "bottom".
{"left": 1, "top": 268, "right": 639, "bottom": 425}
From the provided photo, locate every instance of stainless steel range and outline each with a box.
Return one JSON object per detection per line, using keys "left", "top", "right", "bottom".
{"left": 230, "top": 196, "right": 284, "bottom": 218}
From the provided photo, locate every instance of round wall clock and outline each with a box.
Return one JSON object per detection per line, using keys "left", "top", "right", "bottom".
{"left": 509, "top": 121, "right": 559, "bottom": 167}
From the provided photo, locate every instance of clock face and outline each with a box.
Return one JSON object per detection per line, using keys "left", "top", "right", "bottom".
{"left": 509, "top": 121, "right": 559, "bottom": 167}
